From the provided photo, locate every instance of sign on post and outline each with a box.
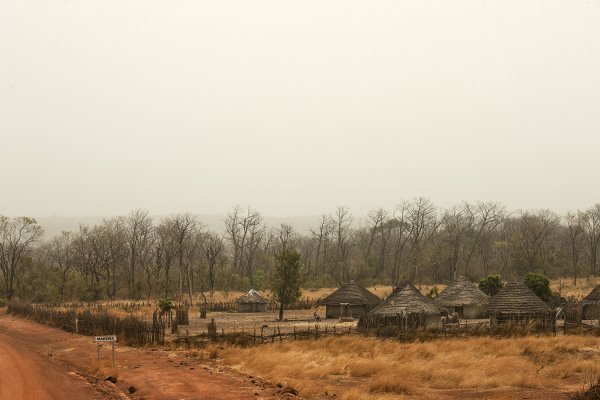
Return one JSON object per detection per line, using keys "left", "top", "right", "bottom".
{"left": 95, "top": 335, "right": 117, "bottom": 342}
{"left": 94, "top": 336, "right": 118, "bottom": 367}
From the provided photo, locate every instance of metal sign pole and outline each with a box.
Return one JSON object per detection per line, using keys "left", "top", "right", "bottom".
{"left": 112, "top": 342, "right": 115, "bottom": 368}
{"left": 97, "top": 341, "right": 100, "bottom": 361}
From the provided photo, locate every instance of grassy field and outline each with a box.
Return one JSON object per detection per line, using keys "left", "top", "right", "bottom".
{"left": 214, "top": 334, "right": 599, "bottom": 399}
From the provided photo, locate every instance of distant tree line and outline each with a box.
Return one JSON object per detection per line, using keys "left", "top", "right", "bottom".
{"left": 1, "top": 199, "right": 600, "bottom": 302}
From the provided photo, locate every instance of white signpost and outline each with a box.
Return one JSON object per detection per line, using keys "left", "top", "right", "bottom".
{"left": 95, "top": 335, "right": 117, "bottom": 367}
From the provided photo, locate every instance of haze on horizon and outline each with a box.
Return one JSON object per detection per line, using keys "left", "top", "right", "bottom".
{"left": 1, "top": 0, "right": 599, "bottom": 219}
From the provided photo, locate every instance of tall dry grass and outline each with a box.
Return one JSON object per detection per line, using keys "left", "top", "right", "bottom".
{"left": 219, "top": 335, "right": 600, "bottom": 399}
{"left": 552, "top": 277, "right": 600, "bottom": 299}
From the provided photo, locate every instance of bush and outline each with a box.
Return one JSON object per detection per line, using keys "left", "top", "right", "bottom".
{"left": 426, "top": 286, "right": 439, "bottom": 299}
{"left": 523, "top": 272, "right": 552, "bottom": 302}
{"left": 479, "top": 275, "right": 504, "bottom": 296}
{"left": 158, "top": 299, "right": 173, "bottom": 313}
{"left": 0, "top": 298, "right": 7, "bottom": 307}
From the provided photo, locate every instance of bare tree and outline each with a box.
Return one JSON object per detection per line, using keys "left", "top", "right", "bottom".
{"left": 276, "top": 223, "right": 297, "bottom": 253}
{"left": 0, "top": 216, "right": 44, "bottom": 300}
{"left": 358, "top": 208, "right": 393, "bottom": 279}
{"left": 43, "top": 231, "right": 75, "bottom": 301}
{"left": 333, "top": 206, "right": 353, "bottom": 283}
{"left": 309, "top": 214, "right": 334, "bottom": 278}
{"left": 565, "top": 212, "right": 584, "bottom": 285}
{"left": 224, "top": 206, "right": 264, "bottom": 286}
{"left": 99, "top": 218, "right": 128, "bottom": 299}
{"left": 440, "top": 204, "right": 475, "bottom": 280}
{"left": 390, "top": 202, "right": 412, "bottom": 284}
{"left": 154, "top": 219, "right": 176, "bottom": 298}
{"left": 199, "top": 231, "right": 226, "bottom": 297}
{"left": 579, "top": 205, "right": 600, "bottom": 276}
{"left": 513, "top": 210, "right": 560, "bottom": 274}
{"left": 167, "top": 214, "right": 202, "bottom": 299}
{"left": 123, "top": 209, "right": 153, "bottom": 298}
{"left": 406, "top": 197, "right": 439, "bottom": 283}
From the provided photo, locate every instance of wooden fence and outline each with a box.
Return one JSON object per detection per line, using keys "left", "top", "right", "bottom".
{"left": 7, "top": 301, "right": 165, "bottom": 346}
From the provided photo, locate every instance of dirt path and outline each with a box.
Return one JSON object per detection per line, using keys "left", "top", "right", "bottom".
{"left": 0, "top": 312, "right": 290, "bottom": 400}
{"left": 0, "top": 329, "right": 108, "bottom": 400}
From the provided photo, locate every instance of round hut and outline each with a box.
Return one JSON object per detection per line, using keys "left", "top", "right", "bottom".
{"left": 322, "top": 281, "right": 381, "bottom": 319}
{"left": 486, "top": 282, "right": 551, "bottom": 324}
{"left": 582, "top": 285, "right": 600, "bottom": 320}
{"left": 365, "top": 284, "right": 443, "bottom": 330}
{"left": 236, "top": 289, "right": 269, "bottom": 313}
{"left": 436, "top": 276, "right": 489, "bottom": 319}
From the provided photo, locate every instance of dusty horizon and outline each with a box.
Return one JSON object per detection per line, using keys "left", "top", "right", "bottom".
{"left": 2, "top": 0, "right": 599, "bottom": 217}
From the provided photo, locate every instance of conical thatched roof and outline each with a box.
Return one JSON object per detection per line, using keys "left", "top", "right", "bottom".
{"left": 486, "top": 282, "right": 549, "bottom": 315}
{"left": 583, "top": 285, "right": 600, "bottom": 303}
{"left": 370, "top": 284, "right": 441, "bottom": 316}
{"left": 436, "top": 276, "right": 489, "bottom": 308}
{"left": 237, "top": 289, "right": 269, "bottom": 304}
{"left": 322, "top": 282, "right": 381, "bottom": 306}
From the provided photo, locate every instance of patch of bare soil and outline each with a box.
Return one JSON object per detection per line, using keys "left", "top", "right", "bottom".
{"left": 0, "top": 311, "right": 295, "bottom": 400}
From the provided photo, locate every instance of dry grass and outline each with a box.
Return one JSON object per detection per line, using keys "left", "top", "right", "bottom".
{"left": 218, "top": 334, "right": 600, "bottom": 399}
{"left": 552, "top": 277, "right": 600, "bottom": 299}
{"left": 89, "top": 359, "right": 120, "bottom": 380}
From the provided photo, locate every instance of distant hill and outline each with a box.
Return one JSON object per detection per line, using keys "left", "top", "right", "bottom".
{"left": 34, "top": 214, "right": 324, "bottom": 239}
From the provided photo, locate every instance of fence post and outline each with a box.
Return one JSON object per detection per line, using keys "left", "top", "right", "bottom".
{"left": 278, "top": 326, "right": 282, "bottom": 343}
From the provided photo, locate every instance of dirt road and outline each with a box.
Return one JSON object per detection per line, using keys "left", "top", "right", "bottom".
{"left": 0, "top": 311, "right": 288, "bottom": 400}
{"left": 0, "top": 329, "right": 106, "bottom": 400}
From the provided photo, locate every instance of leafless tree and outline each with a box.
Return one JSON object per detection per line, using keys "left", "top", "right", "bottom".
{"left": 154, "top": 219, "right": 177, "bottom": 298}
{"left": 406, "top": 197, "right": 439, "bottom": 283}
{"left": 565, "top": 212, "right": 584, "bottom": 285}
{"left": 43, "top": 231, "right": 75, "bottom": 301}
{"left": 333, "top": 206, "right": 353, "bottom": 283}
{"left": 0, "top": 216, "right": 44, "bottom": 299}
{"left": 166, "top": 214, "right": 202, "bottom": 299}
{"left": 276, "top": 223, "right": 297, "bottom": 253}
{"left": 123, "top": 209, "right": 154, "bottom": 298}
{"left": 514, "top": 210, "right": 560, "bottom": 273}
{"left": 579, "top": 205, "right": 600, "bottom": 276}
{"left": 224, "top": 206, "right": 265, "bottom": 286}
{"left": 309, "top": 214, "right": 334, "bottom": 278}
{"left": 199, "top": 231, "right": 226, "bottom": 297}
{"left": 390, "top": 202, "right": 412, "bottom": 284}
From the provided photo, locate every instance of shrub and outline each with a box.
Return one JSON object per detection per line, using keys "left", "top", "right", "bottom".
{"left": 479, "top": 275, "right": 504, "bottom": 296}
{"left": 523, "top": 273, "right": 552, "bottom": 302}
{"left": 426, "top": 286, "right": 439, "bottom": 299}
{"left": 0, "top": 298, "right": 7, "bottom": 307}
{"left": 158, "top": 299, "right": 173, "bottom": 313}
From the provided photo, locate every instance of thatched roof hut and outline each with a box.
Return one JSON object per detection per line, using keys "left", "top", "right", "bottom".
{"left": 436, "top": 276, "right": 489, "bottom": 318}
{"left": 582, "top": 285, "right": 600, "bottom": 320}
{"left": 322, "top": 281, "right": 381, "bottom": 318}
{"left": 236, "top": 289, "right": 269, "bottom": 312}
{"left": 486, "top": 282, "right": 550, "bottom": 323}
{"left": 365, "top": 284, "right": 442, "bottom": 329}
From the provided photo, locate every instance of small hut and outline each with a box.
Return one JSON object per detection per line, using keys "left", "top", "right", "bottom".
{"left": 236, "top": 289, "right": 269, "bottom": 313}
{"left": 582, "top": 285, "right": 600, "bottom": 320}
{"left": 486, "top": 282, "right": 551, "bottom": 324}
{"left": 436, "top": 276, "right": 489, "bottom": 319}
{"left": 365, "top": 284, "right": 443, "bottom": 329}
{"left": 322, "top": 281, "right": 381, "bottom": 319}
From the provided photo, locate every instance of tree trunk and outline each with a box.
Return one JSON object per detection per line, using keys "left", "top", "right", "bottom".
{"left": 278, "top": 300, "right": 284, "bottom": 321}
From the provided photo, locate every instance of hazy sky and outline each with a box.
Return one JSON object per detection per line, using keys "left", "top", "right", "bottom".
{"left": 1, "top": 0, "right": 599, "bottom": 218}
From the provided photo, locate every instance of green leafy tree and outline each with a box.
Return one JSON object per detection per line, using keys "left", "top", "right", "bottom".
{"left": 523, "top": 272, "right": 552, "bottom": 302}
{"left": 271, "top": 250, "right": 302, "bottom": 321}
{"left": 479, "top": 274, "right": 504, "bottom": 296}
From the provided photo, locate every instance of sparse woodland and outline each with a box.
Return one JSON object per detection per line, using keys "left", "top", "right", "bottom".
{"left": 1, "top": 199, "right": 600, "bottom": 303}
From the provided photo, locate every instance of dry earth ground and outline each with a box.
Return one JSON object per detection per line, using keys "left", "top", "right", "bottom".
{"left": 0, "top": 308, "right": 295, "bottom": 400}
